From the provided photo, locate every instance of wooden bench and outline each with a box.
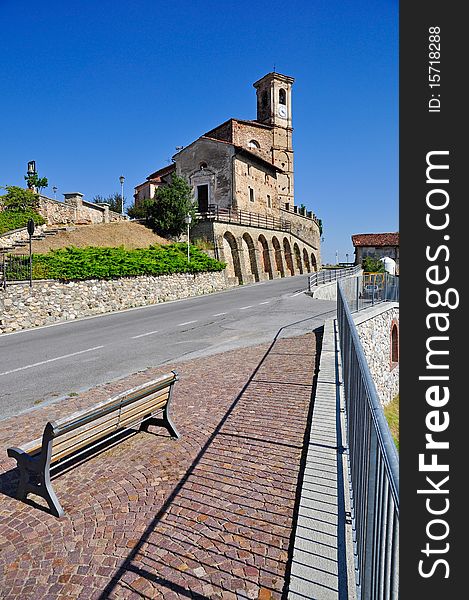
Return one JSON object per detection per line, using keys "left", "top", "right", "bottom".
{"left": 7, "top": 371, "right": 179, "bottom": 517}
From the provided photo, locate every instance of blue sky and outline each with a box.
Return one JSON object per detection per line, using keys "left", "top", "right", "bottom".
{"left": 1, "top": 0, "right": 398, "bottom": 264}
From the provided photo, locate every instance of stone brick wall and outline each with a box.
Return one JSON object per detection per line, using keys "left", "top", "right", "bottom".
{"left": 38, "top": 195, "right": 125, "bottom": 226}
{"left": 354, "top": 303, "right": 399, "bottom": 406}
{"left": 231, "top": 121, "right": 273, "bottom": 163}
{"left": 0, "top": 272, "right": 232, "bottom": 334}
{"left": 234, "top": 156, "right": 279, "bottom": 214}
{"left": 0, "top": 224, "right": 48, "bottom": 250}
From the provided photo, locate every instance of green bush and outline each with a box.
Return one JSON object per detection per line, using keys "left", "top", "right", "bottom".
{"left": 1, "top": 186, "right": 40, "bottom": 211}
{"left": 32, "top": 243, "right": 226, "bottom": 281}
{"left": 0, "top": 209, "right": 46, "bottom": 235}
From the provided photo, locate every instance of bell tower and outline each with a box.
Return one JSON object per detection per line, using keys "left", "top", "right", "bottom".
{"left": 253, "top": 72, "right": 294, "bottom": 128}
{"left": 253, "top": 72, "right": 295, "bottom": 208}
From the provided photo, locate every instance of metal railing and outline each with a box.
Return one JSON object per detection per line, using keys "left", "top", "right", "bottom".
{"left": 308, "top": 265, "right": 361, "bottom": 289}
{"left": 198, "top": 204, "right": 292, "bottom": 234}
{"left": 339, "top": 272, "right": 399, "bottom": 313}
{"left": 337, "top": 280, "right": 399, "bottom": 599}
{"left": 1, "top": 254, "right": 31, "bottom": 288}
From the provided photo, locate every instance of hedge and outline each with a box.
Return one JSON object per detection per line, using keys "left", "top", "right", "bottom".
{"left": 32, "top": 243, "right": 226, "bottom": 281}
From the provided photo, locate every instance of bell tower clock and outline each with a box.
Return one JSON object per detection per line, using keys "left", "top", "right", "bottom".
{"left": 253, "top": 72, "right": 295, "bottom": 208}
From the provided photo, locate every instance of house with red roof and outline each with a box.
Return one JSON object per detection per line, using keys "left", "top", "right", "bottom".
{"left": 352, "top": 232, "right": 399, "bottom": 272}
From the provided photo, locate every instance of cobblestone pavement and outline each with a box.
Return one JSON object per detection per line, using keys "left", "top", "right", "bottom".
{"left": 0, "top": 329, "right": 322, "bottom": 599}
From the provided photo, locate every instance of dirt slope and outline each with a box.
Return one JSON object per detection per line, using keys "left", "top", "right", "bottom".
{"left": 31, "top": 221, "right": 170, "bottom": 254}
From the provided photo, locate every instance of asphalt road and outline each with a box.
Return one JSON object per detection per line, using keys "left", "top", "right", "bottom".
{"left": 0, "top": 275, "right": 336, "bottom": 420}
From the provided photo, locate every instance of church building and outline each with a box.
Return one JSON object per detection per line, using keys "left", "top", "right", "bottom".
{"left": 135, "top": 73, "right": 322, "bottom": 284}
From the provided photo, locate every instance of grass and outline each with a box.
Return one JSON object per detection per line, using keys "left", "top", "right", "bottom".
{"left": 384, "top": 393, "right": 399, "bottom": 451}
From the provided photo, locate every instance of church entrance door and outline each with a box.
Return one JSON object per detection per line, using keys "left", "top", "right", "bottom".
{"left": 197, "top": 185, "right": 209, "bottom": 212}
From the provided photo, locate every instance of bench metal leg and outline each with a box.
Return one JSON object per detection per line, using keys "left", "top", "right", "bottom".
{"left": 164, "top": 411, "right": 180, "bottom": 439}
{"left": 8, "top": 445, "right": 65, "bottom": 518}
{"left": 139, "top": 414, "right": 180, "bottom": 439}
{"left": 39, "top": 471, "right": 65, "bottom": 518}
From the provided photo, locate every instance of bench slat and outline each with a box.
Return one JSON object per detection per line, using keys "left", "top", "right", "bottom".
{"left": 53, "top": 373, "right": 176, "bottom": 436}
{"left": 51, "top": 420, "right": 124, "bottom": 463}
{"left": 118, "top": 394, "right": 169, "bottom": 430}
{"left": 50, "top": 414, "right": 120, "bottom": 461}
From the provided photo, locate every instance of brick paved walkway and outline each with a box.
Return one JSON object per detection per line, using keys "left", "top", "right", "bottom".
{"left": 0, "top": 330, "right": 322, "bottom": 599}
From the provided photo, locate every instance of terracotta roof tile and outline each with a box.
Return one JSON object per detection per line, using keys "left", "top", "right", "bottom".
{"left": 351, "top": 232, "right": 399, "bottom": 247}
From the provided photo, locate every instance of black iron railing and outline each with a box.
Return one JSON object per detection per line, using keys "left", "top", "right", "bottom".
{"left": 198, "top": 205, "right": 292, "bottom": 234}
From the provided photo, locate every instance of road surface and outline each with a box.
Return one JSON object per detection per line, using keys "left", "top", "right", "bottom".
{"left": 0, "top": 275, "right": 336, "bottom": 420}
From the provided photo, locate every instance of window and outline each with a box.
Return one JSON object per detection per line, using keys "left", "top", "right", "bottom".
{"left": 279, "top": 88, "right": 286, "bottom": 105}
{"left": 267, "top": 194, "right": 271, "bottom": 208}
{"left": 249, "top": 187, "right": 255, "bottom": 202}
{"left": 248, "top": 139, "right": 260, "bottom": 149}
{"left": 199, "top": 162, "right": 207, "bottom": 170}
{"left": 262, "top": 90, "right": 268, "bottom": 108}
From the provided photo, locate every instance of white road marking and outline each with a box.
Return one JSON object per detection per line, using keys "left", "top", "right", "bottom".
{"left": 131, "top": 330, "right": 159, "bottom": 339}
{"left": 259, "top": 301, "right": 270, "bottom": 305}
{"left": 0, "top": 346, "right": 105, "bottom": 377}
{"left": 213, "top": 312, "right": 227, "bottom": 316}
{"left": 177, "top": 320, "right": 198, "bottom": 326}
{"left": 290, "top": 291, "right": 305, "bottom": 297}
{"left": 239, "top": 306, "right": 253, "bottom": 310}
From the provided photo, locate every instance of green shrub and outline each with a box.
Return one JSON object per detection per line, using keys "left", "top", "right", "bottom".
{"left": 0, "top": 209, "right": 46, "bottom": 235}
{"left": 1, "top": 186, "right": 40, "bottom": 211}
{"left": 32, "top": 243, "right": 226, "bottom": 281}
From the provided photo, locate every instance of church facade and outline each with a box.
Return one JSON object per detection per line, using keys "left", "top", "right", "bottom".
{"left": 135, "top": 73, "right": 322, "bottom": 284}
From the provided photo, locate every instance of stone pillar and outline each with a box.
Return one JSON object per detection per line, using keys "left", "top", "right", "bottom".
{"left": 236, "top": 236, "right": 253, "bottom": 284}
{"left": 63, "top": 192, "right": 83, "bottom": 208}
{"left": 267, "top": 248, "right": 279, "bottom": 279}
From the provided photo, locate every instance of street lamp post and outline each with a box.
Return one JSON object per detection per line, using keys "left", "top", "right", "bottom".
{"left": 119, "top": 175, "right": 125, "bottom": 216}
{"left": 184, "top": 214, "right": 192, "bottom": 263}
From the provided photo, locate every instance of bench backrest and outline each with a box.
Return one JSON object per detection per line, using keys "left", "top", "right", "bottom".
{"left": 43, "top": 371, "right": 178, "bottom": 464}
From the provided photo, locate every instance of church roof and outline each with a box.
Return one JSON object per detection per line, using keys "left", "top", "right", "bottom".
{"left": 199, "top": 136, "right": 283, "bottom": 173}
{"left": 351, "top": 232, "right": 399, "bottom": 247}
{"left": 146, "top": 163, "right": 176, "bottom": 181}
{"left": 172, "top": 135, "right": 283, "bottom": 174}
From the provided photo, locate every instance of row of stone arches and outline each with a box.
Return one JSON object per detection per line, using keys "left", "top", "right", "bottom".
{"left": 222, "top": 230, "right": 318, "bottom": 284}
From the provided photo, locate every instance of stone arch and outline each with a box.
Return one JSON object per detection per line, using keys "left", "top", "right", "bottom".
{"left": 310, "top": 253, "right": 318, "bottom": 272}
{"left": 272, "top": 236, "right": 284, "bottom": 277}
{"left": 390, "top": 320, "right": 399, "bottom": 367}
{"left": 242, "top": 232, "right": 259, "bottom": 282}
{"left": 303, "top": 248, "right": 311, "bottom": 272}
{"left": 283, "top": 238, "right": 294, "bottom": 276}
{"left": 258, "top": 235, "right": 273, "bottom": 279}
{"left": 293, "top": 243, "right": 303, "bottom": 274}
{"left": 223, "top": 231, "right": 243, "bottom": 283}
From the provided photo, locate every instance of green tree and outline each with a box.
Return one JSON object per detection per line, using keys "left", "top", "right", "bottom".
{"left": 0, "top": 185, "right": 40, "bottom": 211}
{"left": 127, "top": 197, "right": 155, "bottom": 221}
{"left": 147, "top": 175, "right": 196, "bottom": 236}
{"left": 24, "top": 172, "right": 48, "bottom": 193}
{"left": 92, "top": 193, "right": 123, "bottom": 213}
{"left": 362, "top": 255, "right": 385, "bottom": 273}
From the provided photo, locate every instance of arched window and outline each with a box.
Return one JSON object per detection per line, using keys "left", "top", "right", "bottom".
{"left": 248, "top": 139, "right": 260, "bottom": 149}
{"left": 262, "top": 90, "right": 268, "bottom": 108}
{"left": 391, "top": 322, "right": 399, "bottom": 366}
{"left": 279, "top": 88, "right": 286, "bottom": 105}
{"left": 199, "top": 162, "right": 208, "bottom": 170}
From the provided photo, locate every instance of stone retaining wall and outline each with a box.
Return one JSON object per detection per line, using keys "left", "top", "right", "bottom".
{"left": 0, "top": 271, "right": 231, "bottom": 334}
{"left": 38, "top": 194, "right": 125, "bottom": 225}
{"left": 354, "top": 303, "right": 399, "bottom": 405}
{"left": 0, "top": 224, "right": 48, "bottom": 250}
